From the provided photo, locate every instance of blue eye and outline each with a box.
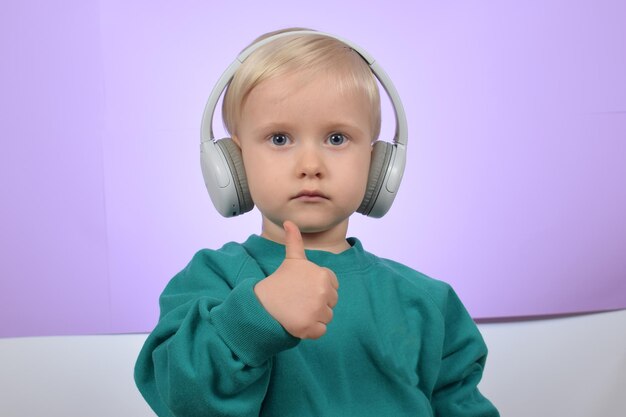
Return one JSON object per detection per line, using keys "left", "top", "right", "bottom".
{"left": 328, "top": 133, "right": 346, "bottom": 146}
{"left": 271, "top": 134, "right": 289, "bottom": 146}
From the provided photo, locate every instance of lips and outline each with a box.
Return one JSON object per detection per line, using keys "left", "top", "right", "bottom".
{"left": 292, "top": 190, "right": 329, "bottom": 200}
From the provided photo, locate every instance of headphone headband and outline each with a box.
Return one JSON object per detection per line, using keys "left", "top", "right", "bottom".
{"left": 200, "top": 30, "right": 407, "bottom": 150}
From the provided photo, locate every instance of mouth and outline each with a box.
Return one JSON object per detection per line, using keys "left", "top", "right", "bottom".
{"left": 292, "top": 190, "right": 330, "bottom": 201}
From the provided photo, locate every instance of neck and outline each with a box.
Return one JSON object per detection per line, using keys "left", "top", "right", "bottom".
{"left": 261, "top": 218, "right": 351, "bottom": 254}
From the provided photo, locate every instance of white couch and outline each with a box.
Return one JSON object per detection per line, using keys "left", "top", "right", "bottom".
{"left": 1, "top": 309, "right": 625, "bottom": 417}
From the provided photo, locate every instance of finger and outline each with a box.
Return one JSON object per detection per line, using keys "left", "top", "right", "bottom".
{"left": 283, "top": 220, "right": 306, "bottom": 260}
{"left": 328, "top": 289, "right": 339, "bottom": 309}
{"left": 320, "top": 306, "right": 334, "bottom": 324}
{"left": 324, "top": 268, "right": 339, "bottom": 290}
{"left": 307, "top": 322, "right": 327, "bottom": 340}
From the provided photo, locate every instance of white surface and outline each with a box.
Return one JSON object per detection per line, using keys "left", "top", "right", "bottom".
{"left": 479, "top": 309, "right": 626, "bottom": 417}
{"left": 0, "top": 310, "right": 624, "bottom": 417}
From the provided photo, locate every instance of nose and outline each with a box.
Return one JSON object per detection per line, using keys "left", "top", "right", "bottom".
{"left": 296, "top": 143, "right": 325, "bottom": 179}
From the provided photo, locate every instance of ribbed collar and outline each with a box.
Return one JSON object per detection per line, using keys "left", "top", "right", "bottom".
{"left": 241, "top": 234, "right": 373, "bottom": 274}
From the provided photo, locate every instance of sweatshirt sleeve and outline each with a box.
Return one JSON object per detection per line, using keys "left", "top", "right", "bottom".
{"left": 134, "top": 249, "right": 300, "bottom": 417}
{"left": 431, "top": 288, "right": 499, "bottom": 417}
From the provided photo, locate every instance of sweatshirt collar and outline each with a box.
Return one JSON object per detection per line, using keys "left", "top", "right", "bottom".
{"left": 241, "top": 234, "right": 372, "bottom": 274}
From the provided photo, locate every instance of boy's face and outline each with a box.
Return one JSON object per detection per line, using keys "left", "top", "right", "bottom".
{"left": 233, "top": 71, "right": 373, "bottom": 246}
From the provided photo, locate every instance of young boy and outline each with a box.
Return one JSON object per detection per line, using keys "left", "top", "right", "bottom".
{"left": 135, "top": 28, "right": 499, "bottom": 417}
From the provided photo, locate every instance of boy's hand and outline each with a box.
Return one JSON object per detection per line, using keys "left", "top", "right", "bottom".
{"left": 254, "top": 221, "right": 339, "bottom": 340}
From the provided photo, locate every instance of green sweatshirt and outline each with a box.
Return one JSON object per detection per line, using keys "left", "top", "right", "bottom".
{"left": 135, "top": 235, "right": 499, "bottom": 416}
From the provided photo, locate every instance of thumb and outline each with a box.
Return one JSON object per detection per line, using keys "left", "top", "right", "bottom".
{"left": 283, "top": 220, "right": 307, "bottom": 260}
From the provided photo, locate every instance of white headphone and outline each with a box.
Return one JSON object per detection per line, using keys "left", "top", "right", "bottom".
{"left": 200, "top": 30, "right": 408, "bottom": 218}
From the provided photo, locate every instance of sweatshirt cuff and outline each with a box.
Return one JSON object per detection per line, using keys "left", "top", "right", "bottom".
{"left": 210, "top": 278, "right": 300, "bottom": 367}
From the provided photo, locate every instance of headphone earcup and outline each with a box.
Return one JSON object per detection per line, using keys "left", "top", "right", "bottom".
{"left": 215, "top": 139, "right": 254, "bottom": 215}
{"left": 358, "top": 140, "right": 393, "bottom": 216}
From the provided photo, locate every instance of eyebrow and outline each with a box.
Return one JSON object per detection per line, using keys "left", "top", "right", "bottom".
{"left": 253, "top": 121, "right": 368, "bottom": 137}
{"left": 252, "top": 122, "right": 295, "bottom": 134}
{"left": 326, "top": 122, "right": 367, "bottom": 135}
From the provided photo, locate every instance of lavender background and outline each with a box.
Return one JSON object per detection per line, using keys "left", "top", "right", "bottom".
{"left": 1, "top": 0, "right": 625, "bottom": 338}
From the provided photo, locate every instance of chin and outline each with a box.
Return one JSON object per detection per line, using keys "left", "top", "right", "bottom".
{"left": 263, "top": 208, "right": 352, "bottom": 235}
{"left": 297, "top": 225, "right": 332, "bottom": 234}
{"left": 293, "top": 218, "right": 349, "bottom": 235}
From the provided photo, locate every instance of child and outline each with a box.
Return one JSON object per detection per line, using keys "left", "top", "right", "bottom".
{"left": 135, "top": 28, "right": 499, "bottom": 417}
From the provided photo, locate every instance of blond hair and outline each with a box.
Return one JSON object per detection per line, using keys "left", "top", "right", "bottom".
{"left": 222, "top": 28, "right": 381, "bottom": 141}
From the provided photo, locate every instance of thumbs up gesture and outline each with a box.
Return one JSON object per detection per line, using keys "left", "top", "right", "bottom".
{"left": 254, "top": 221, "right": 339, "bottom": 339}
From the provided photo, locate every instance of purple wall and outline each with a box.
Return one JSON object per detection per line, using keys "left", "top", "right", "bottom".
{"left": 1, "top": 0, "right": 625, "bottom": 337}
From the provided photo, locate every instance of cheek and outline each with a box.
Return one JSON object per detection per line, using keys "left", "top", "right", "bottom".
{"left": 342, "top": 154, "right": 372, "bottom": 197}
{"left": 241, "top": 152, "right": 282, "bottom": 203}
{"left": 245, "top": 174, "right": 272, "bottom": 209}
{"left": 357, "top": 151, "right": 373, "bottom": 186}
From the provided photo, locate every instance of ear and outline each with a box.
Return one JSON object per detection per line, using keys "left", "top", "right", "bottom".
{"left": 232, "top": 134, "right": 242, "bottom": 148}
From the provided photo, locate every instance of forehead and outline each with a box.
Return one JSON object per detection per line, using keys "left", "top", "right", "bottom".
{"left": 241, "top": 73, "right": 372, "bottom": 135}
{"left": 242, "top": 70, "right": 372, "bottom": 124}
